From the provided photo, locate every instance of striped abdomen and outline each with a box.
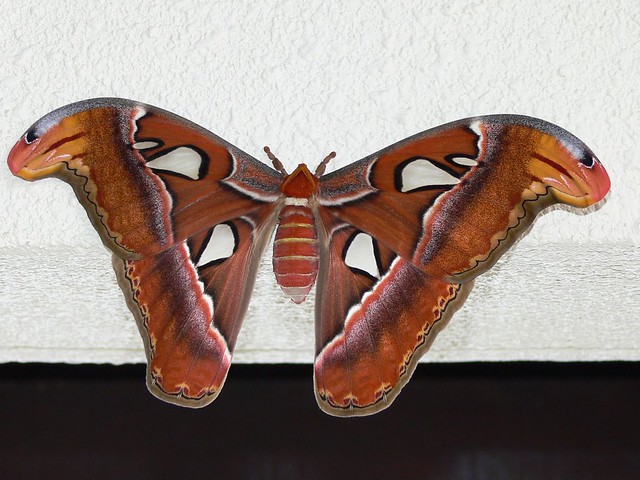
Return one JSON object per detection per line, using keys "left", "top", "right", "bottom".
{"left": 272, "top": 205, "right": 320, "bottom": 304}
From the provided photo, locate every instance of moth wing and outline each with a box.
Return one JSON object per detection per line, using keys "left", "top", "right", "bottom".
{"left": 8, "top": 98, "right": 283, "bottom": 406}
{"left": 115, "top": 209, "right": 277, "bottom": 406}
{"left": 318, "top": 115, "right": 609, "bottom": 283}
{"left": 313, "top": 211, "right": 473, "bottom": 416}
{"left": 314, "top": 116, "right": 610, "bottom": 415}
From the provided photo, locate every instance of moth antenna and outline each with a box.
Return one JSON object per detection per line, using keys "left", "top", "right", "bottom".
{"left": 315, "top": 151, "right": 336, "bottom": 177}
{"left": 264, "top": 146, "right": 287, "bottom": 175}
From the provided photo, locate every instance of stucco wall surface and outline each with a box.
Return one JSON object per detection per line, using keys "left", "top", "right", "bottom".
{"left": 0, "top": 0, "right": 637, "bottom": 363}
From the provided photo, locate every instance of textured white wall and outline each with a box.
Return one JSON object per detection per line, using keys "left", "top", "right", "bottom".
{"left": 0, "top": 0, "right": 638, "bottom": 364}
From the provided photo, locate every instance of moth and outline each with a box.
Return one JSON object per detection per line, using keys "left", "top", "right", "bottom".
{"left": 8, "top": 98, "right": 610, "bottom": 416}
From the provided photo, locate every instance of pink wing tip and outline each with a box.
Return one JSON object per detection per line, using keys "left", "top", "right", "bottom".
{"left": 593, "top": 161, "right": 611, "bottom": 202}
{"left": 7, "top": 138, "right": 39, "bottom": 175}
{"left": 7, "top": 140, "right": 26, "bottom": 174}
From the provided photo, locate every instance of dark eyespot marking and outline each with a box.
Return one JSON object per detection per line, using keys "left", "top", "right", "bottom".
{"left": 579, "top": 153, "right": 595, "bottom": 168}
{"left": 25, "top": 128, "right": 38, "bottom": 144}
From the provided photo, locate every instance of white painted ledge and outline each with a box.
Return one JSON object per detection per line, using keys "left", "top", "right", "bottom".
{"left": 1, "top": 241, "right": 637, "bottom": 364}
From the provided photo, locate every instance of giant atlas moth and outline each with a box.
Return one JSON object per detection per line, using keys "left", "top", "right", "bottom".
{"left": 7, "top": 98, "right": 610, "bottom": 416}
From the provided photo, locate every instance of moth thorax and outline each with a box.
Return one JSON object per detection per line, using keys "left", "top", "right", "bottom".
{"left": 272, "top": 205, "right": 320, "bottom": 304}
{"left": 280, "top": 164, "right": 319, "bottom": 197}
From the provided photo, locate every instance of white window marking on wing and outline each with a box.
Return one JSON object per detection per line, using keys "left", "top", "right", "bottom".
{"left": 400, "top": 158, "right": 459, "bottom": 192}
{"left": 450, "top": 156, "right": 477, "bottom": 167}
{"left": 147, "top": 146, "right": 203, "bottom": 180}
{"left": 197, "top": 224, "right": 235, "bottom": 267}
{"left": 344, "top": 232, "right": 380, "bottom": 278}
{"left": 133, "top": 141, "right": 160, "bottom": 150}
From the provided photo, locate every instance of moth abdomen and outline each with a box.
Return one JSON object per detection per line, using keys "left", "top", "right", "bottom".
{"left": 272, "top": 205, "right": 320, "bottom": 304}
